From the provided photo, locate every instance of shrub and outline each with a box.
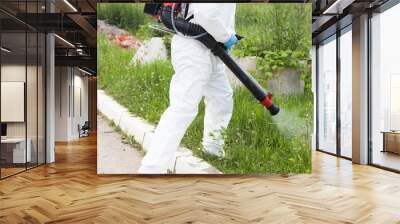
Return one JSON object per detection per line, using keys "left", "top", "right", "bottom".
{"left": 233, "top": 4, "right": 312, "bottom": 93}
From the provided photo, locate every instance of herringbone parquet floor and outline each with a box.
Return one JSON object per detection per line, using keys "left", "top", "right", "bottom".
{"left": 1, "top": 135, "right": 400, "bottom": 224}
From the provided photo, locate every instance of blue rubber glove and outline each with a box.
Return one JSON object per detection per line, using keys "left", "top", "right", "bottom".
{"left": 224, "top": 34, "right": 239, "bottom": 50}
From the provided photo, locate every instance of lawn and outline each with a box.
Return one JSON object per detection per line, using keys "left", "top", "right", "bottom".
{"left": 98, "top": 34, "right": 312, "bottom": 174}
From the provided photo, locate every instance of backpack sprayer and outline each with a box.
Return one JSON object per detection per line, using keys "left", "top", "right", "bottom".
{"left": 144, "top": 3, "right": 280, "bottom": 116}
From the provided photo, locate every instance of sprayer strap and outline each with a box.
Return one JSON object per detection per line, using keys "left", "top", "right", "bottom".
{"left": 183, "top": 3, "right": 190, "bottom": 18}
{"left": 185, "top": 14, "right": 194, "bottom": 22}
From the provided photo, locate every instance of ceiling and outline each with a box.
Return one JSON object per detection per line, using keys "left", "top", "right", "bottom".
{"left": 0, "top": 0, "right": 97, "bottom": 75}
{"left": 1, "top": 32, "right": 45, "bottom": 64}
{"left": 311, "top": 0, "right": 391, "bottom": 43}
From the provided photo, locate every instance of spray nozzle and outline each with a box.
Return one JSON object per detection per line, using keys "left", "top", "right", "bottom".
{"left": 261, "top": 92, "right": 280, "bottom": 116}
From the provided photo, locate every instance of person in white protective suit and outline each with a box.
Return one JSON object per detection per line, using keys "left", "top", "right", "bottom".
{"left": 138, "top": 3, "right": 238, "bottom": 174}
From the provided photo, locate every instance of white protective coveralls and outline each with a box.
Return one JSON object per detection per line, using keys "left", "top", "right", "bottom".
{"left": 138, "top": 3, "right": 236, "bottom": 173}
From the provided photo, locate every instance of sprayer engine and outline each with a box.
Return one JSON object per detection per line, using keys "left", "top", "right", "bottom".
{"left": 144, "top": 3, "right": 280, "bottom": 116}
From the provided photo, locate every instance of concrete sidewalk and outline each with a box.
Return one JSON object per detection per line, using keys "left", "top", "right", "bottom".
{"left": 97, "top": 90, "right": 221, "bottom": 174}
{"left": 97, "top": 114, "right": 143, "bottom": 174}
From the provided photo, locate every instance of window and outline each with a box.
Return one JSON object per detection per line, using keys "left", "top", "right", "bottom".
{"left": 370, "top": 3, "right": 400, "bottom": 171}
{"left": 0, "top": 2, "right": 46, "bottom": 179}
{"left": 317, "top": 35, "right": 337, "bottom": 154}
{"left": 339, "top": 27, "right": 352, "bottom": 158}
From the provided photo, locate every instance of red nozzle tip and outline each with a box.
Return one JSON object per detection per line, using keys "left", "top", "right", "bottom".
{"left": 261, "top": 93, "right": 273, "bottom": 108}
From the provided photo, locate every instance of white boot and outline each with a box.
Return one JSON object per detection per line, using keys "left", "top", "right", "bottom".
{"left": 137, "top": 165, "right": 167, "bottom": 174}
{"left": 203, "top": 143, "right": 225, "bottom": 157}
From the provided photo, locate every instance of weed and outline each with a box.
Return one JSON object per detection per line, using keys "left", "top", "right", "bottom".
{"left": 100, "top": 112, "right": 144, "bottom": 154}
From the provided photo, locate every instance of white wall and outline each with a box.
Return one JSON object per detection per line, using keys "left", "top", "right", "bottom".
{"left": 1, "top": 63, "right": 46, "bottom": 164}
{"left": 72, "top": 73, "right": 89, "bottom": 138}
{"left": 55, "top": 66, "right": 70, "bottom": 141}
{"left": 1, "top": 65, "right": 32, "bottom": 138}
{"left": 1, "top": 82, "right": 25, "bottom": 122}
{"left": 55, "top": 67, "right": 89, "bottom": 141}
{"left": 1, "top": 65, "right": 25, "bottom": 131}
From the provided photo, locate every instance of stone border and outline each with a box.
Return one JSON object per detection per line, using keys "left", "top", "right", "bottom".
{"left": 97, "top": 90, "right": 221, "bottom": 174}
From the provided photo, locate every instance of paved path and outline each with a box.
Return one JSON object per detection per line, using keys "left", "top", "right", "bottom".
{"left": 97, "top": 114, "right": 143, "bottom": 174}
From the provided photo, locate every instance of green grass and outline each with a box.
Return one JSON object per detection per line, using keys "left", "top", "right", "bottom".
{"left": 97, "top": 3, "right": 164, "bottom": 40}
{"left": 233, "top": 3, "right": 311, "bottom": 56}
{"left": 98, "top": 34, "right": 312, "bottom": 174}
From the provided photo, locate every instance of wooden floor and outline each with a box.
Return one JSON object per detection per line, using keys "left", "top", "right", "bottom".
{"left": 373, "top": 150, "right": 400, "bottom": 171}
{"left": 1, "top": 167, "right": 26, "bottom": 178}
{"left": 0, "top": 135, "right": 400, "bottom": 223}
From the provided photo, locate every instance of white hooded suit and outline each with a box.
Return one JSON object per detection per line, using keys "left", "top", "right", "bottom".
{"left": 139, "top": 3, "right": 236, "bottom": 173}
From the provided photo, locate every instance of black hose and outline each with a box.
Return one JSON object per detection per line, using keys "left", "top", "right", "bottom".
{"left": 160, "top": 7, "right": 218, "bottom": 50}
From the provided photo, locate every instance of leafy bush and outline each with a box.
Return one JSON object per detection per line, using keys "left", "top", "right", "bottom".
{"left": 233, "top": 4, "right": 311, "bottom": 93}
{"left": 256, "top": 50, "right": 306, "bottom": 76}
{"left": 254, "top": 50, "right": 312, "bottom": 92}
{"left": 98, "top": 34, "right": 312, "bottom": 174}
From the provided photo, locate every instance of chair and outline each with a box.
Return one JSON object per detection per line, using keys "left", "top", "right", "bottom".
{"left": 79, "top": 121, "right": 90, "bottom": 138}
